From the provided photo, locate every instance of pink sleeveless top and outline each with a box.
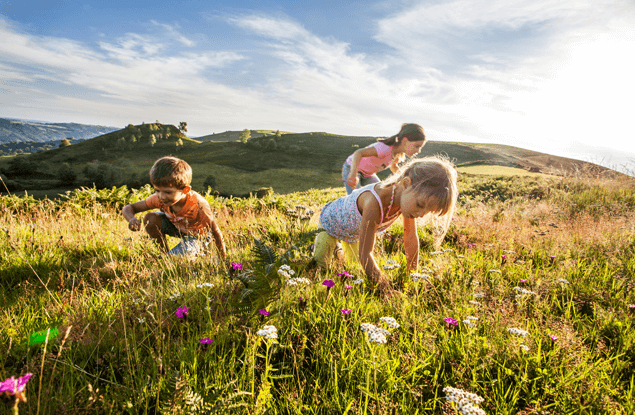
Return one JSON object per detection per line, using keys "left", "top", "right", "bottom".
{"left": 346, "top": 142, "right": 394, "bottom": 177}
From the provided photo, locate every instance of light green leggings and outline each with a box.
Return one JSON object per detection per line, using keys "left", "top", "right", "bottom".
{"left": 313, "top": 231, "right": 359, "bottom": 268}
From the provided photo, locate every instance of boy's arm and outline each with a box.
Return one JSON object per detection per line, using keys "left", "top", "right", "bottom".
{"left": 208, "top": 219, "right": 227, "bottom": 261}
{"left": 403, "top": 217, "right": 419, "bottom": 272}
{"left": 122, "top": 200, "right": 150, "bottom": 231}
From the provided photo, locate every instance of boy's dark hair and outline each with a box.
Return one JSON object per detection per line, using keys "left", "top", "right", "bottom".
{"left": 149, "top": 156, "right": 192, "bottom": 189}
{"left": 378, "top": 123, "right": 426, "bottom": 146}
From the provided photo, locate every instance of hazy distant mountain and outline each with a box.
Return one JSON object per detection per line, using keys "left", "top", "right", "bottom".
{"left": 0, "top": 118, "right": 118, "bottom": 144}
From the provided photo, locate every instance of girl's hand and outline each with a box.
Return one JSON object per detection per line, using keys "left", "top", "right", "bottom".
{"left": 128, "top": 217, "right": 141, "bottom": 231}
{"left": 346, "top": 175, "right": 359, "bottom": 189}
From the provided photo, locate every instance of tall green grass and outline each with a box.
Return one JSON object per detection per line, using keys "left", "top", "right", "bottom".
{"left": 1, "top": 174, "right": 634, "bottom": 414}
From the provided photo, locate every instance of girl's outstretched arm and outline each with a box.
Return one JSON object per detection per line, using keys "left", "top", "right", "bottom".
{"left": 403, "top": 217, "right": 419, "bottom": 272}
{"left": 209, "top": 220, "right": 227, "bottom": 261}
{"left": 357, "top": 192, "right": 387, "bottom": 285}
{"left": 347, "top": 146, "right": 379, "bottom": 189}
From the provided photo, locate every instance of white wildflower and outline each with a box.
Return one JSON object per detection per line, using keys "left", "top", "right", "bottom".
{"left": 471, "top": 281, "right": 480, "bottom": 286}
{"left": 444, "top": 248, "right": 454, "bottom": 253}
{"left": 360, "top": 323, "right": 377, "bottom": 332}
{"left": 507, "top": 327, "right": 530, "bottom": 337}
{"left": 430, "top": 251, "right": 444, "bottom": 255}
{"left": 466, "top": 316, "right": 479, "bottom": 321}
{"left": 410, "top": 272, "right": 430, "bottom": 282}
{"left": 457, "top": 254, "right": 465, "bottom": 258}
{"left": 352, "top": 278, "right": 364, "bottom": 285}
{"left": 488, "top": 269, "right": 501, "bottom": 274}
{"left": 136, "top": 317, "right": 145, "bottom": 324}
{"left": 256, "top": 325, "right": 278, "bottom": 339}
{"left": 367, "top": 330, "right": 387, "bottom": 344}
{"left": 469, "top": 300, "right": 481, "bottom": 305}
{"left": 473, "top": 293, "right": 485, "bottom": 298}
{"left": 463, "top": 320, "right": 476, "bottom": 328}
{"left": 520, "top": 344, "right": 529, "bottom": 352}
{"left": 286, "top": 277, "right": 310, "bottom": 286}
{"left": 420, "top": 266, "right": 433, "bottom": 273}
{"left": 380, "top": 317, "right": 400, "bottom": 328}
{"left": 168, "top": 293, "right": 181, "bottom": 300}
{"left": 557, "top": 278, "right": 569, "bottom": 284}
{"left": 443, "top": 386, "right": 486, "bottom": 415}
{"left": 196, "top": 283, "right": 215, "bottom": 289}
{"left": 513, "top": 287, "right": 537, "bottom": 295}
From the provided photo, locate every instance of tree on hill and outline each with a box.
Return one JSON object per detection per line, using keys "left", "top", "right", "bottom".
{"left": 59, "top": 138, "right": 71, "bottom": 148}
{"left": 275, "top": 130, "right": 282, "bottom": 138}
{"left": 58, "top": 162, "right": 76, "bottom": 186}
{"left": 179, "top": 122, "right": 187, "bottom": 133}
{"left": 149, "top": 134, "right": 157, "bottom": 147}
{"left": 240, "top": 129, "right": 251, "bottom": 144}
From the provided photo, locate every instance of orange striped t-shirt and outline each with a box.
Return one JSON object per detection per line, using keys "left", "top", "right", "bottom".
{"left": 144, "top": 190, "right": 214, "bottom": 236}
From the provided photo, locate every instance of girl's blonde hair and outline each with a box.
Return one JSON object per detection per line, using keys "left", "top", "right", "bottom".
{"left": 383, "top": 156, "right": 458, "bottom": 246}
{"left": 378, "top": 123, "right": 426, "bottom": 146}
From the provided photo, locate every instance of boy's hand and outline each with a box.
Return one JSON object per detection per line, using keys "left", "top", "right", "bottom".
{"left": 128, "top": 217, "right": 142, "bottom": 231}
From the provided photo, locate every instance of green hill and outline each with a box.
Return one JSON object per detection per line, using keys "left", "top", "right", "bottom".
{"left": 0, "top": 123, "right": 617, "bottom": 198}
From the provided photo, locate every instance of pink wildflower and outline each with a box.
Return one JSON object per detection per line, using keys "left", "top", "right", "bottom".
{"left": 336, "top": 270, "right": 352, "bottom": 278}
{"left": 0, "top": 373, "right": 32, "bottom": 403}
{"left": 341, "top": 308, "right": 352, "bottom": 315}
{"left": 443, "top": 317, "right": 458, "bottom": 326}
{"left": 175, "top": 305, "right": 188, "bottom": 318}
{"left": 322, "top": 280, "right": 335, "bottom": 288}
{"left": 549, "top": 334, "right": 558, "bottom": 342}
{"left": 199, "top": 338, "right": 213, "bottom": 344}
{"left": 345, "top": 285, "right": 353, "bottom": 290}
{"left": 230, "top": 262, "right": 243, "bottom": 270}
{"left": 259, "top": 309, "right": 270, "bottom": 316}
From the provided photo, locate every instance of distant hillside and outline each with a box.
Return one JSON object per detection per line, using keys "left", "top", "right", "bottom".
{"left": 0, "top": 117, "right": 118, "bottom": 144}
{"left": 0, "top": 124, "right": 620, "bottom": 198}
{"left": 195, "top": 129, "right": 293, "bottom": 142}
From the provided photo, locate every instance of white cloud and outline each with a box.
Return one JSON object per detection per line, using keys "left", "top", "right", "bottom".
{"left": 151, "top": 20, "right": 197, "bottom": 47}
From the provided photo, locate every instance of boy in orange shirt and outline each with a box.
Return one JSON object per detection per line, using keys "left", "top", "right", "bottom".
{"left": 122, "top": 156, "right": 227, "bottom": 259}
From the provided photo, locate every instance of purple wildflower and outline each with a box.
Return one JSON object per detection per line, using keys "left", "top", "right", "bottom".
{"left": 345, "top": 285, "right": 353, "bottom": 290}
{"left": 550, "top": 334, "right": 558, "bottom": 342}
{"left": 520, "top": 279, "right": 527, "bottom": 283}
{"left": 175, "top": 305, "right": 188, "bottom": 318}
{"left": 199, "top": 338, "right": 213, "bottom": 344}
{"left": 341, "top": 308, "right": 352, "bottom": 315}
{"left": 443, "top": 317, "right": 458, "bottom": 326}
{"left": 0, "top": 373, "right": 32, "bottom": 395}
{"left": 259, "top": 309, "right": 270, "bottom": 316}
{"left": 336, "top": 270, "right": 352, "bottom": 278}
{"left": 322, "top": 280, "right": 335, "bottom": 288}
{"left": 627, "top": 304, "right": 635, "bottom": 309}
{"left": 230, "top": 262, "right": 243, "bottom": 270}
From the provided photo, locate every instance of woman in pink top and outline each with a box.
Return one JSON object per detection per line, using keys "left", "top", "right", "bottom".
{"left": 343, "top": 123, "right": 427, "bottom": 194}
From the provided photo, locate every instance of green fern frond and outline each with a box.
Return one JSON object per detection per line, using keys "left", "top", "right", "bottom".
{"left": 252, "top": 238, "right": 277, "bottom": 266}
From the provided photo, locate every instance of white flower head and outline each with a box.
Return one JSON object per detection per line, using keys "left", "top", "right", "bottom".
{"left": 256, "top": 325, "right": 278, "bottom": 339}
{"left": 462, "top": 320, "right": 476, "bottom": 328}
{"left": 196, "top": 282, "right": 214, "bottom": 289}
{"left": 557, "top": 278, "right": 569, "bottom": 284}
{"left": 507, "top": 327, "right": 530, "bottom": 337}
{"left": 360, "top": 323, "right": 377, "bottom": 332}
{"left": 380, "top": 316, "right": 400, "bottom": 328}
{"left": 352, "top": 278, "right": 364, "bottom": 285}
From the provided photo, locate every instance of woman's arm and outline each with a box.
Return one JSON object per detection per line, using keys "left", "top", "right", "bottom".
{"left": 208, "top": 219, "right": 227, "bottom": 261}
{"left": 403, "top": 216, "right": 419, "bottom": 272}
{"left": 347, "top": 146, "right": 379, "bottom": 188}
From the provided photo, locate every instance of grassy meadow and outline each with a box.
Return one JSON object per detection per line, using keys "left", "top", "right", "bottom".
{"left": 1, "top": 172, "right": 635, "bottom": 414}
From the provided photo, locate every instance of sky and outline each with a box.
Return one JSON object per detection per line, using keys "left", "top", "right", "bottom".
{"left": 1, "top": 0, "right": 634, "bottom": 171}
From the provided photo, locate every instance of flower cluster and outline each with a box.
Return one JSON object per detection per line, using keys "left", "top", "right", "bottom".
{"left": 513, "top": 286, "right": 537, "bottom": 296}
{"left": 472, "top": 293, "right": 485, "bottom": 298}
{"left": 230, "top": 262, "right": 243, "bottom": 270}
{"left": 278, "top": 265, "right": 295, "bottom": 279}
{"left": 256, "top": 325, "right": 278, "bottom": 339}
{"left": 286, "top": 277, "right": 311, "bottom": 286}
{"left": 352, "top": 278, "right": 364, "bottom": 285}
{"left": 507, "top": 327, "right": 530, "bottom": 337}
{"left": 380, "top": 316, "right": 400, "bottom": 328}
{"left": 488, "top": 269, "right": 501, "bottom": 274}
{"left": 462, "top": 316, "right": 478, "bottom": 328}
{"left": 285, "top": 205, "right": 315, "bottom": 220}
{"left": 199, "top": 338, "right": 212, "bottom": 344}
{"left": 430, "top": 251, "right": 444, "bottom": 255}
{"left": 557, "top": 278, "right": 569, "bottom": 284}
{"left": 341, "top": 308, "right": 352, "bottom": 315}
{"left": 443, "top": 386, "right": 486, "bottom": 415}
{"left": 168, "top": 293, "right": 181, "bottom": 300}
{"left": 382, "top": 259, "right": 399, "bottom": 270}
{"left": 360, "top": 320, "right": 396, "bottom": 345}
{"left": 410, "top": 272, "right": 430, "bottom": 282}
{"left": 196, "top": 282, "right": 214, "bottom": 289}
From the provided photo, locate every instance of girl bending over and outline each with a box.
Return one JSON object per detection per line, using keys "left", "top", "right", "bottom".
{"left": 314, "top": 156, "right": 458, "bottom": 294}
{"left": 343, "top": 123, "right": 427, "bottom": 194}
